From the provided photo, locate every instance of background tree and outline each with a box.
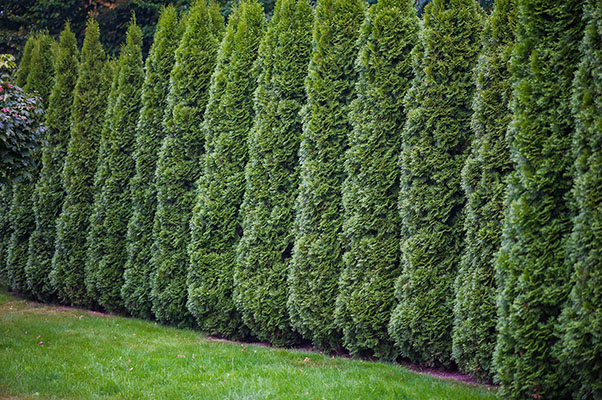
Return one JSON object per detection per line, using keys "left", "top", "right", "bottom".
{"left": 85, "top": 18, "right": 144, "bottom": 313}
{"left": 494, "top": 0, "right": 585, "bottom": 397}
{"left": 335, "top": 0, "right": 418, "bottom": 360}
{"left": 14, "top": 37, "right": 35, "bottom": 86}
{"left": 122, "top": 5, "right": 183, "bottom": 320}
{"left": 452, "top": 0, "right": 516, "bottom": 381}
{"left": 234, "top": 0, "right": 312, "bottom": 346}
{"left": 187, "top": 0, "right": 265, "bottom": 337}
{"left": 51, "top": 18, "right": 109, "bottom": 307}
{"left": 557, "top": 1, "right": 602, "bottom": 397}
{"left": 26, "top": 23, "right": 79, "bottom": 302}
{"left": 151, "top": 0, "right": 225, "bottom": 327}
{"left": 388, "top": 0, "right": 483, "bottom": 367}
{"left": 288, "top": 0, "right": 364, "bottom": 351}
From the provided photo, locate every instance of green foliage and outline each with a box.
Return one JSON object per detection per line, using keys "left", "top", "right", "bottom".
{"left": 335, "top": 0, "right": 418, "bottom": 360}
{"left": 85, "top": 19, "right": 144, "bottom": 313}
{"left": 388, "top": 0, "right": 483, "bottom": 368}
{"left": 51, "top": 18, "right": 109, "bottom": 307}
{"left": 451, "top": 0, "right": 516, "bottom": 382}
{"left": 25, "top": 33, "right": 56, "bottom": 106}
{"left": 14, "top": 37, "right": 35, "bottom": 87}
{"left": 0, "top": 185, "right": 12, "bottom": 282}
{"left": 187, "top": 0, "right": 265, "bottom": 337}
{"left": 26, "top": 23, "right": 79, "bottom": 303}
{"left": 122, "top": 6, "right": 183, "bottom": 320}
{"left": 234, "top": 0, "right": 312, "bottom": 346}
{"left": 493, "top": 0, "right": 585, "bottom": 397}
{"left": 152, "top": 0, "right": 225, "bottom": 327}
{"left": 288, "top": 0, "right": 364, "bottom": 351}
{"left": 557, "top": 2, "right": 602, "bottom": 397}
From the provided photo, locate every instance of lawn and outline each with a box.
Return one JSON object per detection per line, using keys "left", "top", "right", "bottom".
{"left": 0, "top": 288, "right": 496, "bottom": 399}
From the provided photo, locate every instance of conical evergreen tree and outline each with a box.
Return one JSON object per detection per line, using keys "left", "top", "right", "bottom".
{"left": 122, "top": 6, "right": 183, "bottom": 320}
{"left": 451, "top": 0, "right": 516, "bottom": 381}
{"left": 15, "top": 36, "right": 35, "bottom": 87}
{"left": 85, "top": 18, "right": 144, "bottom": 313}
{"left": 187, "top": 0, "right": 265, "bottom": 337}
{"left": 151, "top": 0, "right": 225, "bottom": 327}
{"left": 388, "top": 0, "right": 483, "bottom": 367}
{"left": 287, "top": 0, "right": 364, "bottom": 351}
{"left": 26, "top": 23, "right": 79, "bottom": 303}
{"left": 51, "top": 18, "right": 109, "bottom": 307}
{"left": 494, "top": 0, "right": 585, "bottom": 397}
{"left": 335, "top": 0, "right": 418, "bottom": 360}
{"left": 234, "top": 0, "right": 312, "bottom": 346}
{"left": 6, "top": 33, "right": 56, "bottom": 295}
{"left": 557, "top": 2, "right": 602, "bottom": 397}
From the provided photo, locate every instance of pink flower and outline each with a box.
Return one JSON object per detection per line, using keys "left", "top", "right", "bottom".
{"left": 1, "top": 108, "right": 9, "bottom": 113}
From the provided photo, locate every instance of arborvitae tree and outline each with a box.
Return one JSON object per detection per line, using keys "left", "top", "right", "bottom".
{"left": 234, "top": 0, "right": 312, "bottom": 346}
{"left": 26, "top": 23, "right": 79, "bottom": 303}
{"left": 187, "top": 0, "right": 265, "bottom": 337}
{"left": 494, "top": 0, "right": 585, "bottom": 397}
{"left": 85, "top": 18, "right": 144, "bottom": 313}
{"left": 0, "top": 185, "right": 11, "bottom": 283}
{"left": 151, "top": 0, "right": 225, "bottom": 327}
{"left": 15, "top": 37, "right": 35, "bottom": 87}
{"left": 557, "top": 2, "right": 602, "bottom": 397}
{"left": 388, "top": 0, "right": 483, "bottom": 368}
{"left": 451, "top": 0, "right": 516, "bottom": 382}
{"left": 122, "top": 6, "right": 183, "bottom": 320}
{"left": 335, "top": 0, "right": 418, "bottom": 360}
{"left": 287, "top": 0, "right": 364, "bottom": 351}
{"left": 51, "top": 18, "right": 109, "bottom": 307}
{"left": 6, "top": 33, "right": 55, "bottom": 295}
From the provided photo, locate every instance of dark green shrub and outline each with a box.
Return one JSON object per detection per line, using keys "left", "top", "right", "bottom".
{"left": 288, "top": 0, "right": 364, "bottom": 351}
{"left": 234, "top": 0, "right": 312, "bottom": 346}
{"left": 388, "top": 0, "right": 483, "bottom": 367}
{"left": 151, "top": 0, "right": 225, "bottom": 327}
{"left": 494, "top": 0, "right": 585, "bottom": 397}
{"left": 187, "top": 0, "right": 265, "bottom": 337}
{"left": 335, "top": 0, "right": 418, "bottom": 360}
{"left": 122, "top": 6, "right": 183, "bottom": 320}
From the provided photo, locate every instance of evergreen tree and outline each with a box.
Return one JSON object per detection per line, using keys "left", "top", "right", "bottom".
{"left": 451, "top": 0, "right": 516, "bottom": 381}
{"left": 6, "top": 33, "right": 55, "bottom": 295}
{"left": 0, "top": 185, "right": 11, "bottom": 283}
{"left": 187, "top": 0, "right": 265, "bottom": 337}
{"left": 335, "top": 0, "right": 418, "bottom": 360}
{"left": 557, "top": 2, "right": 602, "bottom": 397}
{"left": 122, "top": 6, "right": 183, "bottom": 320}
{"left": 85, "top": 18, "right": 144, "bottom": 313}
{"left": 15, "top": 36, "right": 35, "bottom": 87}
{"left": 234, "top": 0, "right": 312, "bottom": 346}
{"left": 51, "top": 18, "right": 109, "bottom": 307}
{"left": 388, "top": 0, "right": 483, "bottom": 367}
{"left": 287, "top": 0, "right": 364, "bottom": 351}
{"left": 151, "top": 0, "right": 225, "bottom": 327}
{"left": 26, "top": 23, "right": 79, "bottom": 303}
{"left": 494, "top": 0, "right": 585, "bottom": 397}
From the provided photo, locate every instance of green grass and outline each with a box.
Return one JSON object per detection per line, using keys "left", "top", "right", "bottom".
{"left": 0, "top": 288, "right": 496, "bottom": 399}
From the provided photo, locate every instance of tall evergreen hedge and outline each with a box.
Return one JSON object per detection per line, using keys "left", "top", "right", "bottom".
{"left": 335, "top": 0, "right": 418, "bottom": 360}
{"left": 122, "top": 6, "right": 183, "bottom": 319}
{"left": 26, "top": 23, "right": 79, "bottom": 303}
{"left": 6, "top": 33, "right": 55, "bottom": 296}
{"left": 15, "top": 37, "right": 35, "bottom": 87}
{"left": 288, "top": 0, "right": 364, "bottom": 351}
{"left": 234, "top": 0, "right": 312, "bottom": 346}
{"left": 388, "top": 0, "right": 483, "bottom": 367}
{"left": 558, "top": 2, "right": 602, "bottom": 397}
{"left": 494, "top": 0, "right": 585, "bottom": 397}
{"left": 451, "top": 0, "right": 516, "bottom": 381}
{"left": 187, "top": 0, "right": 265, "bottom": 337}
{"left": 151, "top": 0, "right": 224, "bottom": 327}
{"left": 85, "top": 19, "right": 144, "bottom": 313}
{"left": 51, "top": 18, "right": 109, "bottom": 307}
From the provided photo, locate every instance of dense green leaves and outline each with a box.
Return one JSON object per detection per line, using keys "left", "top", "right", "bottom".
{"left": 336, "top": 0, "right": 418, "bottom": 360}
{"left": 187, "top": 0, "right": 265, "bottom": 337}
{"left": 494, "top": 0, "right": 585, "bottom": 397}
{"left": 288, "top": 0, "right": 364, "bottom": 351}
{"left": 389, "top": 0, "right": 483, "bottom": 368}
{"left": 152, "top": 0, "right": 225, "bottom": 327}
{"left": 234, "top": 0, "right": 312, "bottom": 346}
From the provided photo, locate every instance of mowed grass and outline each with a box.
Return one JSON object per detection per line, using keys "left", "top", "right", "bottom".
{"left": 0, "top": 288, "right": 496, "bottom": 400}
